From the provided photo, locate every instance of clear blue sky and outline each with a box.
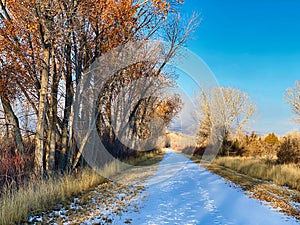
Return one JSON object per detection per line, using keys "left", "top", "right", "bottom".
{"left": 179, "top": 0, "right": 300, "bottom": 135}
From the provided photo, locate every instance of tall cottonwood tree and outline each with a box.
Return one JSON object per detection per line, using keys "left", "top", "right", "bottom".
{"left": 197, "top": 87, "right": 256, "bottom": 155}
{"left": 285, "top": 80, "right": 300, "bottom": 124}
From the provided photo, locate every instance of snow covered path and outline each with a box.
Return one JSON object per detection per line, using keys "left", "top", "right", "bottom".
{"left": 114, "top": 149, "right": 299, "bottom": 225}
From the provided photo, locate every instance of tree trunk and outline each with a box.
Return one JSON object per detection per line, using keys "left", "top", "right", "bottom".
{"left": 1, "top": 94, "right": 25, "bottom": 155}
{"left": 34, "top": 47, "right": 50, "bottom": 175}
{"left": 45, "top": 47, "right": 58, "bottom": 171}
{"left": 59, "top": 43, "right": 73, "bottom": 171}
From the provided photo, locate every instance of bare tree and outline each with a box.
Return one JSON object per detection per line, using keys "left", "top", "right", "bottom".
{"left": 197, "top": 87, "right": 256, "bottom": 155}
{"left": 285, "top": 80, "right": 300, "bottom": 124}
{"left": 196, "top": 91, "right": 212, "bottom": 148}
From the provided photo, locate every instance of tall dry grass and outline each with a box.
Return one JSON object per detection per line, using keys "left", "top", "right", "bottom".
{"left": 0, "top": 166, "right": 113, "bottom": 225}
{"left": 213, "top": 157, "right": 300, "bottom": 191}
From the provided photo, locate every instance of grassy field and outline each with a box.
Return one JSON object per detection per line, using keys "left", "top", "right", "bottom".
{"left": 0, "top": 150, "right": 165, "bottom": 225}
{"left": 212, "top": 157, "right": 300, "bottom": 191}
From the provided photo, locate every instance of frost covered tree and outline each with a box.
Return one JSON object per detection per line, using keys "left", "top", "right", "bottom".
{"left": 285, "top": 80, "right": 300, "bottom": 124}
{"left": 196, "top": 87, "right": 256, "bottom": 155}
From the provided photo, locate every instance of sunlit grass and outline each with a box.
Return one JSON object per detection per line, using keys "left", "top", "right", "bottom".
{"left": 213, "top": 157, "right": 300, "bottom": 191}
{"left": 0, "top": 168, "right": 105, "bottom": 225}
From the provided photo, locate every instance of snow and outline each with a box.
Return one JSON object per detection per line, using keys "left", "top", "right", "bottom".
{"left": 113, "top": 149, "right": 299, "bottom": 225}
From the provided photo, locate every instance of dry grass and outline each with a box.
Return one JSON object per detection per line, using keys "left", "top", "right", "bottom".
{"left": 0, "top": 150, "right": 165, "bottom": 225}
{"left": 0, "top": 168, "right": 106, "bottom": 225}
{"left": 128, "top": 149, "right": 165, "bottom": 166}
{"left": 213, "top": 157, "right": 300, "bottom": 191}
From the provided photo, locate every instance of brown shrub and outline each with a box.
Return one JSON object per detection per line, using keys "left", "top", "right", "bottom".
{"left": 277, "top": 137, "right": 300, "bottom": 164}
{"left": 0, "top": 138, "right": 34, "bottom": 189}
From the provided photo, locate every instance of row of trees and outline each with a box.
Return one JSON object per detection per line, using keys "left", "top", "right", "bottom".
{"left": 0, "top": 0, "right": 193, "bottom": 178}
{"left": 196, "top": 81, "right": 300, "bottom": 159}
{"left": 223, "top": 131, "right": 300, "bottom": 164}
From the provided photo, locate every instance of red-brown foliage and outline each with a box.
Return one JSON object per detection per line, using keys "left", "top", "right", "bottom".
{"left": 0, "top": 138, "right": 34, "bottom": 189}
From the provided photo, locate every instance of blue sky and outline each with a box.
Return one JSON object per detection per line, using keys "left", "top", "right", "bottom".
{"left": 178, "top": 0, "right": 300, "bottom": 135}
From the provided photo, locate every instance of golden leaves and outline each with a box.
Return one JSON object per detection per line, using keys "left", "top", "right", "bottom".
{"left": 0, "top": 0, "right": 174, "bottom": 98}
{"left": 152, "top": 0, "right": 170, "bottom": 15}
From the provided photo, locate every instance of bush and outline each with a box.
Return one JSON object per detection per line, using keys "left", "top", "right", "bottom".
{"left": 277, "top": 137, "right": 300, "bottom": 164}
{"left": 0, "top": 137, "right": 34, "bottom": 189}
{"left": 264, "top": 132, "right": 279, "bottom": 145}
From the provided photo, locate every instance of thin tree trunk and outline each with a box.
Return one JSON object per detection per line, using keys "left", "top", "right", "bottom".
{"left": 24, "top": 103, "right": 30, "bottom": 138}
{"left": 59, "top": 43, "right": 73, "bottom": 171}
{"left": 5, "top": 117, "right": 9, "bottom": 139}
{"left": 1, "top": 94, "right": 25, "bottom": 155}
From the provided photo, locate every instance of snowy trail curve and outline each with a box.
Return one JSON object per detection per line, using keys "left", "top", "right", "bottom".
{"left": 114, "top": 149, "right": 298, "bottom": 225}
